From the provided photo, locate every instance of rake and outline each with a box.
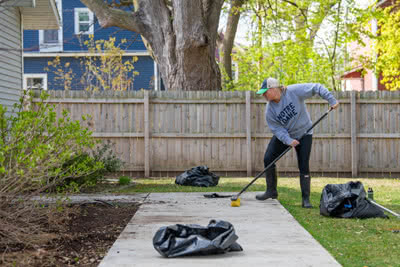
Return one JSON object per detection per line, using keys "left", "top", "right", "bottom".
{"left": 230, "top": 107, "right": 334, "bottom": 207}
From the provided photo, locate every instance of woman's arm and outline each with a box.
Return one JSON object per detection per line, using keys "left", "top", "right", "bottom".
{"left": 292, "top": 83, "right": 338, "bottom": 107}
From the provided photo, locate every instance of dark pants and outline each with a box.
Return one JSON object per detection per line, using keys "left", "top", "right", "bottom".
{"left": 264, "top": 135, "right": 313, "bottom": 175}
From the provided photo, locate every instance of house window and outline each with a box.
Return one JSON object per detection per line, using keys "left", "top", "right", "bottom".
{"left": 75, "top": 8, "right": 94, "bottom": 35}
{"left": 43, "top": 29, "right": 59, "bottom": 43}
{"left": 23, "top": 74, "right": 48, "bottom": 90}
{"left": 39, "top": 0, "right": 62, "bottom": 52}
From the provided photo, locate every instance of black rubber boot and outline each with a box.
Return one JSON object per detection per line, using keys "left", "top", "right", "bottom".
{"left": 256, "top": 167, "right": 278, "bottom": 200}
{"left": 300, "top": 174, "right": 313, "bottom": 208}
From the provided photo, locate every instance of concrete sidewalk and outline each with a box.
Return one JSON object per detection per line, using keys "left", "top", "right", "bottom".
{"left": 99, "top": 192, "right": 341, "bottom": 267}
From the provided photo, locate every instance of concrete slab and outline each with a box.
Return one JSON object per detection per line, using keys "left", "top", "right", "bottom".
{"left": 99, "top": 192, "right": 341, "bottom": 267}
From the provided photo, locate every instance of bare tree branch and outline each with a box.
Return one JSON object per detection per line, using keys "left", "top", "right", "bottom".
{"left": 308, "top": 2, "right": 337, "bottom": 41}
{"left": 281, "top": 0, "right": 309, "bottom": 25}
{"left": 131, "top": 0, "right": 154, "bottom": 60}
{"left": 80, "top": 0, "right": 145, "bottom": 34}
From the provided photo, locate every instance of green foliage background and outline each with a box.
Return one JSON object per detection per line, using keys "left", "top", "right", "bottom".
{"left": 221, "top": 0, "right": 352, "bottom": 92}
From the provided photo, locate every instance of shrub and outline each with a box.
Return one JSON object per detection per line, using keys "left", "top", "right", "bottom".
{"left": 0, "top": 90, "right": 108, "bottom": 247}
{"left": 93, "top": 140, "right": 124, "bottom": 174}
{"left": 0, "top": 91, "right": 103, "bottom": 193}
{"left": 118, "top": 175, "right": 131, "bottom": 186}
{"left": 62, "top": 141, "right": 124, "bottom": 189}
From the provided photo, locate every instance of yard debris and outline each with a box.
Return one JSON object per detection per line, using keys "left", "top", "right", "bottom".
{"left": 175, "top": 166, "right": 219, "bottom": 187}
{"left": 153, "top": 219, "right": 243, "bottom": 257}
{"left": 320, "top": 181, "right": 388, "bottom": 219}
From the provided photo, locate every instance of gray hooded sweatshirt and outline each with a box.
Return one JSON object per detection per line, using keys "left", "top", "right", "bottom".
{"left": 266, "top": 83, "right": 337, "bottom": 145}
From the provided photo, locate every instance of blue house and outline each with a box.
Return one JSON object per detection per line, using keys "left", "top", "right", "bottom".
{"left": 1, "top": 0, "right": 60, "bottom": 114}
{"left": 23, "top": 0, "right": 161, "bottom": 91}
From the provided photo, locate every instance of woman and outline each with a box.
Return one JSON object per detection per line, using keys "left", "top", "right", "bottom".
{"left": 256, "top": 77, "right": 339, "bottom": 208}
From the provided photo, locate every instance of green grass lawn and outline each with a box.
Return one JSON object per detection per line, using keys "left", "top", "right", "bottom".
{"left": 109, "top": 177, "right": 400, "bottom": 267}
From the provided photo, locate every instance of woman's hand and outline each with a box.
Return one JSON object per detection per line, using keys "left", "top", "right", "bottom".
{"left": 331, "top": 101, "right": 339, "bottom": 110}
{"left": 290, "top": 140, "right": 300, "bottom": 147}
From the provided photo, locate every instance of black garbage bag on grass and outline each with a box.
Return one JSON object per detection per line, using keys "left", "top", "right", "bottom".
{"left": 175, "top": 166, "right": 219, "bottom": 187}
{"left": 320, "top": 181, "right": 387, "bottom": 219}
{"left": 153, "top": 219, "right": 243, "bottom": 258}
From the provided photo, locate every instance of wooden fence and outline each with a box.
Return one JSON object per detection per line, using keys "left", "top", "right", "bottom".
{"left": 33, "top": 90, "right": 400, "bottom": 178}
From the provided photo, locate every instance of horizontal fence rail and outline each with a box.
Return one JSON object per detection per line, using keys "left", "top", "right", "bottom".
{"left": 33, "top": 90, "right": 400, "bottom": 178}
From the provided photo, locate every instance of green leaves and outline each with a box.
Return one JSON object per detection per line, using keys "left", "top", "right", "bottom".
{"left": 375, "top": 6, "right": 400, "bottom": 90}
{"left": 0, "top": 91, "right": 107, "bottom": 195}
{"left": 45, "top": 36, "right": 138, "bottom": 91}
{"left": 222, "top": 0, "right": 350, "bottom": 91}
{"left": 346, "top": 2, "right": 400, "bottom": 91}
{"left": 227, "top": 39, "right": 335, "bottom": 91}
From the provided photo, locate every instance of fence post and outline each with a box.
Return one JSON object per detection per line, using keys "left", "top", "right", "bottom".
{"left": 246, "top": 91, "right": 252, "bottom": 177}
{"left": 351, "top": 91, "right": 358, "bottom": 177}
{"left": 144, "top": 91, "right": 150, "bottom": 177}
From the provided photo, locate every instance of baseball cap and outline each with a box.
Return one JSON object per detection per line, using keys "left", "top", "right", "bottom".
{"left": 256, "top": 78, "right": 280, "bottom": 94}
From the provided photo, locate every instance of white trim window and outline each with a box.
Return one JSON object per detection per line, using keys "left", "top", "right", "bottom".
{"left": 23, "top": 74, "right": 48, "bottom": 90}
{"left": 74, "top": 8, "right": 94, "bottom": 35}
{"left": 39, "top": 0, "right": 63, "bottom": 52}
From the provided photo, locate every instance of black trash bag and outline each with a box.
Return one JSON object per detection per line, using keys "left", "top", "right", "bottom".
{"left": 175, "top": 166, "right": 219, "bottom": 187}
{"left": 320, "top": 181, "right": 388, "bottom": 219}
{"left": 153, "top": 219, "right": 243, "bottom": 258}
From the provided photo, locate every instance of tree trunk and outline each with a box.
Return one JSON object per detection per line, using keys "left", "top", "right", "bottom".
{"left": 221, "top": 0, "right": 244, "bottom": 82}
{"left": 80, "top": 0, "right": 225, "bottom": 91}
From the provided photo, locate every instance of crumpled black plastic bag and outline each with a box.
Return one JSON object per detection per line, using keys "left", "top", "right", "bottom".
{"left": 320, "top": 181, "right": 388, "bottom": 219}
{"left": 153, "top": 219, "right": 243, "bottom": 258}
{"left": 175, "top": 166, "right": 219, "bottom": 187}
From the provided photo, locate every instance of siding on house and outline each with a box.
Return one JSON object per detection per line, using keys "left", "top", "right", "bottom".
{"left": 23, "top": 0, "right": 147, "bottom": 53}
{"left": 0, "top": 6, "right": 22, "bottom": 113}
{"left": 23, "top": 0, "right": 153, "bottom": 91}
{"left": 23, "top": 30, "right": 39, "bottom": 52}
{"left": 61, "top": 0, "right": 146, "bottom": 52}
{"left": 24, "top": 55, "right": 155, "bottom": 90}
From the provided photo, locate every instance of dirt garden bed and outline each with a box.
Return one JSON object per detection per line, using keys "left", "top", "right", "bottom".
{"left": 1, "top": 201, "right": 140, "bottom": 266}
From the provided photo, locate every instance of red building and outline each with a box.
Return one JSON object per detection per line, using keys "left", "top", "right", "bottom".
{"left": 341, "top": 0, "right": 396, "bottom": 91}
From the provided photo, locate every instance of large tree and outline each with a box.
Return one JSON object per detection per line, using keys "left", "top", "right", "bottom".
{"left": 81, "top": 0, "right": 225, "bottom": 91}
